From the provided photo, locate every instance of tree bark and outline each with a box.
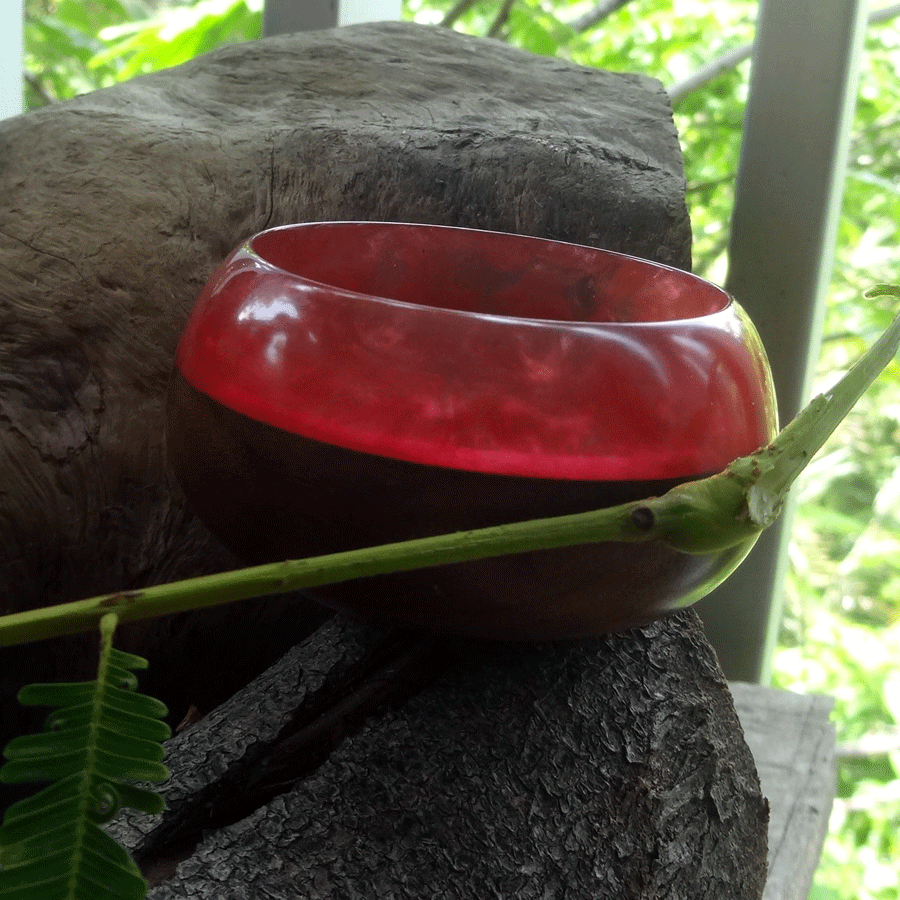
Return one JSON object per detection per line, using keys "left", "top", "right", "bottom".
{"left": 111, "top": 612, "right": 769, "bottom": 900}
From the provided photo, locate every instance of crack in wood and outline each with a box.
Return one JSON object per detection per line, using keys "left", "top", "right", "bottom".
{"left": 134, "top": 632, "right": 458, "bottom": 886}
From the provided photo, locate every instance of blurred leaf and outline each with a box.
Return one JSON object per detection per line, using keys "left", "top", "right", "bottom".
{"left": 93, "top": 0, "right": 261, "bottom": 78}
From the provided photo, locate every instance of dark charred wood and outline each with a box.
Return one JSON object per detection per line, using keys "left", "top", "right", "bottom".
{"left": 109, "top": 611, "right": 768, "bottom": 900}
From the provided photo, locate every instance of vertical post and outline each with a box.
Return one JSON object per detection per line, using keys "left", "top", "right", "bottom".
{"left": 695, "top": 0, "right": 868, "bottom": 682}
{"left": 0, "top": 0, "right": 23, "bottom": 119}
{"left": 263, "top": 0, "right": 400, "bottom": 36}
{"left": 264, "top": 0, "right": 337, "bottom": 34}
{"left": 337, "top": 0, "right": 401, "bottom": 26}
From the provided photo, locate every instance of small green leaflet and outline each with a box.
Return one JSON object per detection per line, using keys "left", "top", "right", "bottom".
{"left": 0, "top": 613, "right": 169, "bottom": 900}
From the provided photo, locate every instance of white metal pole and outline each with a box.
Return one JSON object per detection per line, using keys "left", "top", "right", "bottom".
{"left": 338, "top": 0, "right": 401, "bottom": 25}
{"left": 263, "top": 0, "right": 400, "bottom": 36}
{"left": 696, "top": 0, "right": 868, "bottom": 682}
{"left": 0, "top": 0, "right": 23, "bottom": 119}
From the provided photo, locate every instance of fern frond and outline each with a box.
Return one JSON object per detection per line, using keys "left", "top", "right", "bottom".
{"left": 0, "top": 613, "right": 170, "bottom": 900}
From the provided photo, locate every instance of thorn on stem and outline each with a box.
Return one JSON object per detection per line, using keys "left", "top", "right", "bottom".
{"left": 631, "top": 506, "right": 655, "bottom": 531}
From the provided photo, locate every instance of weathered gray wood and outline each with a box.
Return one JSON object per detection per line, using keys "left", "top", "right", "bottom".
{"left": 0, "top": 20, "right": 689, "bottom": 743}
{"left": 2, "top": 22, "right": 770, "bottom": 896}
{"left": 111, "top": 611, "right": 769, "bottom": 899}
{"left": 731, "top": 683, "right": 836, "bottom": 900}
{"left": 109, "top": 616, "right": 423, "bottom": 883}
{"left": 0, "top": 20, "right": 690, "bottom": 735}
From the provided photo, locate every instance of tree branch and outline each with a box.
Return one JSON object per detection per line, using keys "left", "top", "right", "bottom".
{"left": 668, "top": 43, "right": 754, "bottom": 105}
{"left": 487, "top": 0, "right": 517, "bottom": 38}
{"left": 23, "top": 71, "right": 54, "bottom": 109}
{"left": 686, "top": 173, "right": 738, "bottom": 195}
{"left": 669, "top": 3, "right": 900, "bottom": 105}
{"left": 441, "top": 0, "right": 480, "bottom": 28}
{"left": 568, "top": 0, "right": 633, "bottom": 34}
{"left": 870, "top": 2, "right": 900, "bottom": 25}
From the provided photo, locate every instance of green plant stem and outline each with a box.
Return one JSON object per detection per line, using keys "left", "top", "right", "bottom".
{"left": 0, "top": 501, "right": 696, "bottom": 647}
{"left": 2, "top": 292, "right": 899, "bottom": 649}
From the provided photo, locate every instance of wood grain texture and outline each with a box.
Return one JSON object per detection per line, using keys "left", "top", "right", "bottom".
{"left": 1, "top": 23, "right": 770, "bottom": 895}
{"left": 731, "top": 682, "right": 836, "bottom": 900}
{"left": 110, "top": 612, "right": 769, "bottom": 900}
{"left": 0, "top": 22, "right": 689, "bottom": 725}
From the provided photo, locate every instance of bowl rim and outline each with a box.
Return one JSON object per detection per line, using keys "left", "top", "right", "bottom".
{"left": 243, "top": 220, "right": 735, "bottom": 328}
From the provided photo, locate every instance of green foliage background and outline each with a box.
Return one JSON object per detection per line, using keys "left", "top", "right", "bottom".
{"left": 15, "top": 1, "right": 900, "bottom": 897}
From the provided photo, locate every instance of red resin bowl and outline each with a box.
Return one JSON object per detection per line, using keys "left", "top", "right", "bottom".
{"left": 167, "top": 222, "right": 777, "bottom": 639}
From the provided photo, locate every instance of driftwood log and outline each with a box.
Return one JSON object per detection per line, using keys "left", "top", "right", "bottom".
{"left": 110, "top": 614, "right": 769, "bottom": 900}
{"left": 1, "top": 21, "right": 768, "bottom": 897}
{"left": 0, "top": 19, "right": 689, "bottom": 730}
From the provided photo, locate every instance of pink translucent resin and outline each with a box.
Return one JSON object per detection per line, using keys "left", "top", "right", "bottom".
{"left": 176, "top": 222, "right": 777, "bottom": 482}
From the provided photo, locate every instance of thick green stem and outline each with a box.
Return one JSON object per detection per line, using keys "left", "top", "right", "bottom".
{"left": 2, "top": 291, "right": 899, "bottom": 648}
{"left": 0, "top": 503, "right": 668, "bottom": 646}
{"left": 745, "top": 284, "right": 900, "bottom": 523}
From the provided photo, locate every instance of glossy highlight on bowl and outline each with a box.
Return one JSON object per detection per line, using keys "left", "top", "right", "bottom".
{"left": 167, "top": 222, "right": 778, "bottom": 638}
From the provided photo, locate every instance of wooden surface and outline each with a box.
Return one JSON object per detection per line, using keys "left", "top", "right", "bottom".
{"left": 731, "top": 682, "right": 836, "bottom": 900}
{"left": 110, "top": 638, "right": 840, "bottom": 900}
{"left": 3, "top": 22, "right": 772, "bottom": 897}
{"left": 111, "top": 612, "right": 770, "bottom": 899}
{"left": 0, "top": 19, "right": 691, "bottom": 752}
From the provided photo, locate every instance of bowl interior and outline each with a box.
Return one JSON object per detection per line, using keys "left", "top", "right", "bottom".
{"left": 250, "top": 222, "right": 728, "bottom": 324}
